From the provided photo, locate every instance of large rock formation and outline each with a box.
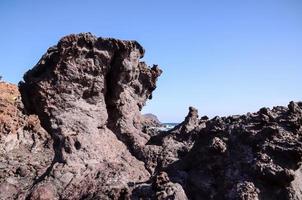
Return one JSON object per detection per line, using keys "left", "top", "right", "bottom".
{"left": 17, "top": 33, "right": 162, "bottom": 199}
{"left": 0, "top": 33, "right": 302, "bottom": 199}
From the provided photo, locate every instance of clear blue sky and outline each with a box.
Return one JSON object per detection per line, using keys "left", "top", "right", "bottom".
{"left": 0, "top": 0, "right": 301, "bottom": 122}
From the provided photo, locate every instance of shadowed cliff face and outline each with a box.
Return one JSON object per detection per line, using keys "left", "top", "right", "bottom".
{"left": 1, "top": 33, "right": 302, "bottom": 200}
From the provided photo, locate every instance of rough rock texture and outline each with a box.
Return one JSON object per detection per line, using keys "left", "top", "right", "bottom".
{"left": 0, "top": 82, "right": 54, "bottom": 199}
{"left": 1, "top": 33, "right": 302, "bottom": 199}
{"left": 143, "top": 107, "right": 207, "bottom": 172}
{"left": 131, "top": 171, "right": 188, "bottom": 200}
{"left": 17, "top": 33, "right": 164, "bottom": 199}
{"left": 164, "top": 102, "right": 302, "bottom": 200}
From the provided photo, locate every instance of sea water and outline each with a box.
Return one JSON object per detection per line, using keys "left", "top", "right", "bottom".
{"left": 160, "top": 123, "right": 179, "bottom": 131}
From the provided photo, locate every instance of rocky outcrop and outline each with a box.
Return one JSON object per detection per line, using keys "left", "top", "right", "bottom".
{"left": 142, "top": 107, "right": 209, "bottom": 173}
{"left": 20, "top": 33, "right": 162, "bottom": 159}
{"left": 164, "top": 103, "right": 302, "bottom": 199}
{"left": 1, "top": 33, "right": 302, "bottom": 199}
{"left": 0, "top": 82, "right": 54, "bottom": 199}
{"left": 171, "top": 107, "right": 201, "bottom": 133}
{"left": 17, "top": 33, "right": 161, "bottom": 199}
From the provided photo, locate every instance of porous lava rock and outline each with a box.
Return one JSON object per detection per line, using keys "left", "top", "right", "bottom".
{"left": 18, "top": 33, "right": 161, "bottom": 199}
{"left": 0, "top": 82, "right": 54, "bottom": 199}
{"left": 1, "top": 33, "right": 302, "bottom": 200}
{"left": 164, "top": 103, "right": 302, "bottom": 200}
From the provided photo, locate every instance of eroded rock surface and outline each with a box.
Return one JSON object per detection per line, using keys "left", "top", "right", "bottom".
{"left": 164, "top": 103, "right": 302, "bottom": 200}
{"left": 1, "top": 33, "right": 302, "bottom": 199}
{"left": 17, "top": 33, "right": 164, "bottom": 199}
{"left": 0, "top": 82, "right": 54, "bottom": 199}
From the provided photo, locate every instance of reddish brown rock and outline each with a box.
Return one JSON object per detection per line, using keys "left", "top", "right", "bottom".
{"left": 1, "top": 33, "right": 302, "bottom": 199}
{"left": 0, "top": 82, "right": 54, "bottom": 198}
{"left": 18, "top": 33, "right": 161, "bottom": 199}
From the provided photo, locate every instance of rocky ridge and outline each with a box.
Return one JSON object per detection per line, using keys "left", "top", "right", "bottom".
{"left": 0, "top": 33, "right": 302, "bottom": 199}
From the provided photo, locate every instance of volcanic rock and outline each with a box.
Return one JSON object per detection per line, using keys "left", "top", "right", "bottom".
{"left": 18, "top": 33, "right": 161, "bottom": 199}
{"left": 1, "top": 33, "right": 302, "bottom": 199}
{"left": 164, "top": 105, "right": 302, "bottom": 199}
{"left": 0, "top": 82, "right": 54, "bottom": 199}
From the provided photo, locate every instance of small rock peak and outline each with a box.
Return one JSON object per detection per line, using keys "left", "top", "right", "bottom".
{"left": 151, "top": 65, "right": 163, "bottom": 78}
{"left": 258, "top": 107, "right": 277, "bottom": 122}
{"left": 259, "top": 107, "right": 271, "bottom": 115}
{"left": 185, "top": 106, "right": 199, "bottom": 122}
{"left": 188, "top": 106, "right": 198, "bottom": 116}
{"left": 288, "top": 101, "right": 301, "bottom": 113}
{"left": 200, "top": 115, "right": 209, "bottom": 121}
{"left": 171, "top": 106, "right": 199, "bottom": 133}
